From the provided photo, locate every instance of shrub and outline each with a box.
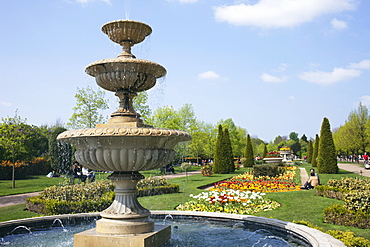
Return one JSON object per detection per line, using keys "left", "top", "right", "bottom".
{"left": 293, "top": 220, "right": 370, "bottom": 247}
{"left": 253, "top": 164, "right": 283, "bottom": 177}
{"left": 315, "top": 185, "right": 346, "bottom": 200}
{"left": 327, "top": 177, "right": 369, "bottom": 191}
{"left": 201, "top": 164, "right": 213, "bottom": 176}
{"left": 0, "top": 161, "right": 28, "bottom": 180}
{"left": 324, "top": 204, "right": 370, "bottom": 229}
{"left": 342, "top": 190, "right": 370, "bottom": 214}
{"left": 26, "top": 157, "right": 52, "bottom": 175}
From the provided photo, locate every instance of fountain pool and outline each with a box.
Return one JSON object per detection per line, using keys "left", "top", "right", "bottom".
{"left": 0, "top": 211, "right": 345, "bottom": 247}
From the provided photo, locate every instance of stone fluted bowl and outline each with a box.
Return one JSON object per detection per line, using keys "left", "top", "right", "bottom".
{"left": 102, "top": 20, "right": 152, "bottom": 45}
{"left": 85, "top": 58, "right": 166, "bottom": 93}
{"left": 57, "top": 127, "right": 191, "bottom": 172}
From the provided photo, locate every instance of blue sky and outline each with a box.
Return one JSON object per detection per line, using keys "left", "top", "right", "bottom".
{"left": 1, "top": 0, "right": 370, "bottom": 142}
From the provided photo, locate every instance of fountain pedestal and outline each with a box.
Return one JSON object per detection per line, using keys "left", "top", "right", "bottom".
{"left": 74, "top": 225, "right": 171, "bottom": 247}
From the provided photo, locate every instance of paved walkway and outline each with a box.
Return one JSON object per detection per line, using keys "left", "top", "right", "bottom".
{"left": 1, "top": 165, "right": 368, "bottom": 209}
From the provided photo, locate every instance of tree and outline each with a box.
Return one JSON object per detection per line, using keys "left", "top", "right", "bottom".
{"left": 217, "top": 119, "right": 246, "bottom": 157}
{"left": 213, "top": 125, "right": 230, "bottom": 174}
{"left": 244, "top": 134, "right": 254, "bottom": 167}
{"left": 306, "top": 140, "right": 313, "bottom": 163}
{"left": 67, "top": 86, "right": 109, "bottom": 129}
{"left": 317, "top": 117, "right": 338, "bottom": 174}
{"left": 133, "top": 92, "right": 151, "bottom": 122}
{"left": 311, "top": 134, "right": 320, "bottom": 167}
{"left": 223, "top": 128, "right": 235, "bottom": 173}
{"left": 263, "top": 143, "right": 268, "bottom": 159}
{"left": 0, "top": 112, "right": 48, "bottom": 188}
{"left": 289, "top": 132, "right": 299, "bottom": 142}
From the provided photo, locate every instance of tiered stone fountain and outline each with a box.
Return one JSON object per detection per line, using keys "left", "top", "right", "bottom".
{"left": 57, "top": 19, "right": 191, "bottom": 247}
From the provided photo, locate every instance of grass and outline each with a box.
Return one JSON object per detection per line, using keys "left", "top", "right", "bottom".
{"left": 1, "top": 164, "right": 369, "bottom": 241}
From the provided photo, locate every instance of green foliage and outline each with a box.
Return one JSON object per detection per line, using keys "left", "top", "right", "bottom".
{"left": 343, "top": 190, "right": 370, "bottom": 213}
{"left": 67, "top": 86, "right": 109, "bottom": 129}
{"left": 311, "top": 134, "right": 319, "bottom": 167}
{"left": 218, "top": 118, "right": 246, "bottom": 157}
{"left": 244, "top": 134, "right": 254, "bottom": 167}
{"left": 26, "top": 157, "right": 52, "bottom": 176}
{"left": 317, "top": 118, "right": 338, "bottom": 174}
{"left": 327, "top": 177, "right": 370, "bottom": 191}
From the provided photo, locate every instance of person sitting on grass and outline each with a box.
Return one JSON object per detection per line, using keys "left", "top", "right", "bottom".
{"left": 302, "top": 169, "right": 320, "bottom": 189}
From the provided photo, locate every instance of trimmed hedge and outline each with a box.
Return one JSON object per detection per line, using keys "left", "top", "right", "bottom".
{"left": 0, "top": 161, "right": 27, "bottom": 180}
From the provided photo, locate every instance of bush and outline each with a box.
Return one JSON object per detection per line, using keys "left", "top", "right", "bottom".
{"left": 253, "top": 164, "right": 284, "bottom": 177}
{"left": 26, "top": 157, "right": 52, "bottom": 175}
{"left": 315, "top": 185, "right": 346, "bottom": 200}
{"left": 327, "top": 177, "right": 370, "bottom": 191}
{"left": 324, "top": 204, "right": 370, "bottom": 229}
{"left": 293, "top": 220, "right": 370, "bottom": 247}
{"left": 342, "top": 190, "right": 370, "bottom": 214}
{"left": 0, "top": 161, "right": 28, "bottom": 180}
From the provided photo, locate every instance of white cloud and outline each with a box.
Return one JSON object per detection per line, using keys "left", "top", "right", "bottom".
{"left": 360, "top": 96, "right": 370, "bottom": 107}
{"left": 289, "top": 96, "right": 295, "bottom": 100}
{"left": 0, "top": 101, "right": 11, "bottom": 107}
{"left": 261, "top": 73, "right": 288, "bottom": 83}
{"left": 214, "top": 0, "right": 356, "bottom": 28}
{"left": 299, "top": 67, "right": 361, "bottom": 85}
{"left": 330, "top": 18, "right": 348, "bottom": 30}
{"left": 349, "top": 59, "right": 370, "bottom": 70}
{"left": 198, "top": 71, "right": 221, "bottom": 80}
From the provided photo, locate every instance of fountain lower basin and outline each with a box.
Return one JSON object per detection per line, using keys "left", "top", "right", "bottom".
{"left": 0, "top": 211, "right": 345, "bottom": 247}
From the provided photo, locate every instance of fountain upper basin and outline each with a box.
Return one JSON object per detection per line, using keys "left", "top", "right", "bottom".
{"left": 57, "top": 127, "right": 190, "bottom": 172}
{"left": 85, "top": 58, "right": 166, "bottom": 93}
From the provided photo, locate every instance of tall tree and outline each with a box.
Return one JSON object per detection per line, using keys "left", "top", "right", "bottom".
{"left": 218, "top": 118, "right": 246, "bottom": 157}
{"left": 311, "top": 134, "right": 320, "bottom": 167}
{"left": 244, "top": 134, "right": 254, "bottom": 167}
{"left": 317, "top": 117, "right": 338, "bottom": 174}
{"left": 213, "top": 125, "right": 229, "bottom": 174}
{"left": 306, "top": 140, "right": 313, "bottom": 163}
{"left": 67, "top": 86, "right": 109, "bottom": 129}
{"left": 224, "top": 128, "right": 235, "bottom": 173}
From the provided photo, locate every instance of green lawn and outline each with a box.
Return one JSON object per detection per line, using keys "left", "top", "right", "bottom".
{"left": 1, "top": 164, "right": 369, "bottom": 241}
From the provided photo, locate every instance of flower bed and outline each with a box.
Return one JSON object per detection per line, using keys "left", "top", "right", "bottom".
{"left": 213, "top": 167, "right": 300, "bottom": 193}
{"left": 176, "top": 189, "right": 280, "bottom": 214}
